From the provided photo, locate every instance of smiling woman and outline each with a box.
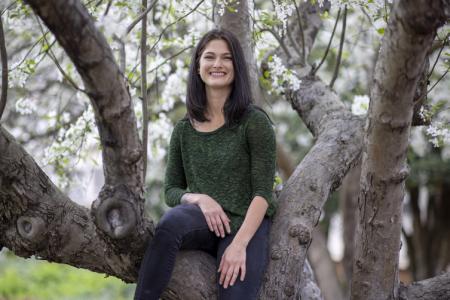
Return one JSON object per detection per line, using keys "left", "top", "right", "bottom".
{"left": 134, "top": 29, "right": 277, "bottom": 300}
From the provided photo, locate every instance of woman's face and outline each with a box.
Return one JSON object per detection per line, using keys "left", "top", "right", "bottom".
{"left": 198, "top": 39, "right": 235, "bottom": 91}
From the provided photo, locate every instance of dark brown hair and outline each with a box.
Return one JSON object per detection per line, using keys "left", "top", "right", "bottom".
{"left": 186, "top": 29, "right": 253, "bottom": 127}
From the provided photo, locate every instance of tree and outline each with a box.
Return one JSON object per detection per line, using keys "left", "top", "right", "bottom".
{"left": 0, "top": 0, "right": 449, "bottom": 299}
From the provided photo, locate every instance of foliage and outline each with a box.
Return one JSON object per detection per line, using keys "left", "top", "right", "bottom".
{"left": 0, "top": 251, "right": 134, "bottom": 300}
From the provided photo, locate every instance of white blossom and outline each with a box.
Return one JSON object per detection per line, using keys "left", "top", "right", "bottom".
{"left": 267, "top": 55, "right": 301, "bottom": 94}
{"left": 351, "top": 95, "right": 370, "bottom": 115}
{"left": 15, "top": 97, "right": 38, "bottom": 115}
{"left": 426, "top": 122, "right": 450, "bottom": 147}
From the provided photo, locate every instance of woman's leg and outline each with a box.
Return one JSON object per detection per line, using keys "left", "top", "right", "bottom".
{"left": 216, "top": 217, "right": 271, "bottom": 300}
{"left": 134, "top": 203, "right": 217, "bottom": 300}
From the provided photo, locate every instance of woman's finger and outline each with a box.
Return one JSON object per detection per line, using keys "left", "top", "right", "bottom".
{"left": 215, "top": 215, "right": 225, "bottom": 237}
{"left": 229, "top": 268, "right": 240, "bottom": 286}
{"left": 218, "top": 255, "right": 224, "bottom": 273}
{"left": 223, "top": 267, "right": 235, "bottom": 288}
{"left": 220, "top": 214, "right": 231, "bottom": 234}
{"left": 240, "top": 263, "right": 246, "bottom": 281}
{"left": 219, "top": 263, "right": 229, "bottom": 285}
{"left": 205, "top": 215, "right": 214, "bottom": 232}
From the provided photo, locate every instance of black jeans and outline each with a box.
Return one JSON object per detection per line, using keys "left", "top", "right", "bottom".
{"left": 134, "top": 203, "right": 271, "bottom": 300}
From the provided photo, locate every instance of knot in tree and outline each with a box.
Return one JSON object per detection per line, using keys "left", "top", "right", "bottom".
{"left": 92, "top": 185, "right": 137, "bottom": 239}
{"left": 16, "top": 216, "right": 46, "bottom": 245}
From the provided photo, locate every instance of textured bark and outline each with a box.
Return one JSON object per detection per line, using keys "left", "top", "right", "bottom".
{"left": 350, "top": 1, "right": 449, "bottom": 300}
{"left": 0, "top": 127, "right": 148, "bottom": 282}
{"left": 308, "top": 228, "right": 344, "bottom": 300}
{"left": 260, "top": 76, "right": 365, "bottom": 299}
{"left": 340, "top": 162, "right": 361, "bottom": 283}
{"left": 399, "top": 272, "right": 450, "bottom": 300}
{"left": 0, "top": 126, "right": 221, "bottom": 296}
{"left": 25, "top": 0, "right": 145, "bottom": 240}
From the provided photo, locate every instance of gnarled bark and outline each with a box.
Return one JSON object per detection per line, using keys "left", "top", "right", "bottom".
{"left": 399, "top": 272, "right": 450, "bottom": 300}
{"left": 260, "top": 76, "right": 364, "bottom": 299}
{"left": 351, "top": 1, "right": 449, "bottom": 299}
{"left": 25, "top": 0, "right": 145, "bottom": 240}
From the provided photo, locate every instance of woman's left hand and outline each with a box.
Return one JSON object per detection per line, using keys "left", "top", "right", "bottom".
{"left": 218, "top": 242, "right": 247, "bottom": 288}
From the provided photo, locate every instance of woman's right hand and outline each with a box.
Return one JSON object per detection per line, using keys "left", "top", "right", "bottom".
{"left": 182, "top": 193, "right": 231, "bottom": 237}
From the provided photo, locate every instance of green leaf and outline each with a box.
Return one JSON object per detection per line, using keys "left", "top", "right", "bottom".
{"left": 377, "top": 27, "right": 385, "bottom": 35}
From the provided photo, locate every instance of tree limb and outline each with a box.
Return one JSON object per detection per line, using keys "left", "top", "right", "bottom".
{"left": 25, "top": 0, "right": 145, "bottom": 240}
{"left": 126, "top": 0, "right": 158, "bottom": 34}
{"left": 141, "top": 0, "right": 149, "bottom": 182}
{"left": 260, "top": 76, "right": 364, "bottom": 299}
{"left": 399, "top": 272, "right": 450, "bottom": 300}
{"left": 0, "top": 15, "right": 8, "bottom": 121}
{"left": 351, "top": 1, "right": 449, "bottom": 299}
{"left": 329, "top": 5, "right": 347, "bottom": 89}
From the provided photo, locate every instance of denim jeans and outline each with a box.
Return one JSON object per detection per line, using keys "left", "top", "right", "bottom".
{"left": 134, "top": 203, "right": 271, "bottom": 300}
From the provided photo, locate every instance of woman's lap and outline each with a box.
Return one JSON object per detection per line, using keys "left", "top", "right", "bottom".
{"left": 137, "top": 203, "right": 271, "bottom": 299}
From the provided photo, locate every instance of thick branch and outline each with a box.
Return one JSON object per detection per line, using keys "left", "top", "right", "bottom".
{"left": 399, "top": 272, "right": 450, "bottom": 300}
{"left": 25, "top": 0, "right": 144, "bottom": 239}
{"left": 0, "top": 126, "right": 222, "bottom": 299}
{"left": 351, "top": 1, "right": 449, "bottom": 299}
{"left": 260, "top": 76, "right": 365, "bottom": 299}
{"left": 0, "top": 126, "right": 151, "bottom": 282}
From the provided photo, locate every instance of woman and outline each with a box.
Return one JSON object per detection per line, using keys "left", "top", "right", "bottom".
{"left": 134, "top": 29, "right": 277, "bottom": 300}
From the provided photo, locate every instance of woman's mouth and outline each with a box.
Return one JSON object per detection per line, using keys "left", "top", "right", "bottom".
{"left": 210, "top": 72, "right": 226, "bottom": 77}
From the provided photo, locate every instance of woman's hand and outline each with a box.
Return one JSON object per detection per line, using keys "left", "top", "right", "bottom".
{"left": 182, "top": 193, "right": 231, "bottom": 237}
{"left": 218, "top": 242, "right": 246, "bottom": 288}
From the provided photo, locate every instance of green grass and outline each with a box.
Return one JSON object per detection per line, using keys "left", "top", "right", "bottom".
{"left": 0, "top": 251, "right": 135, "bottom": 300}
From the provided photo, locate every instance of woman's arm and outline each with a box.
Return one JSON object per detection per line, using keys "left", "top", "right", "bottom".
{"left": 181, "top": 193, "right": 231, "bottom": 238}
{"left": 218, "top": 196, "right": 268, "bottom": 288}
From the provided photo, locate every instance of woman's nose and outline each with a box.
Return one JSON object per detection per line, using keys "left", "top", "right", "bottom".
{"left": 212, "top": 58, "right": 223, "bottom": 67}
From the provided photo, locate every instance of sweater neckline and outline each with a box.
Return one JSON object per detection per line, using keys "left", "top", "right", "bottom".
{"left": 187, "top": 120, "right": 227, "bottom": 136}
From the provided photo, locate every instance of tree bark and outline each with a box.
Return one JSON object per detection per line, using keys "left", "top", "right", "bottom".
{"left": 260, "top": 76, "right": 365, "bottom": 299}
{"left": 340, "top": 162, "right": 361, "bottom": 284}
{"left": 399, "top": 271, "right": 450, "bottom": 300}
{"left": 25, "top": 0, "right": 146, "bottom": 240}
{"left": 351, "top": 1, "right": 449, "bottom": 299}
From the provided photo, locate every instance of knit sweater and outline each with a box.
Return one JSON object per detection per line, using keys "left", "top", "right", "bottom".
{"left": 164, "top": 107, "right": 277, "bottom": 233}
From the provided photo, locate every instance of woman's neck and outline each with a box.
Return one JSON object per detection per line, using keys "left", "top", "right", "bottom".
{"left": 205, "top": 86, "right": 231, "bottom": 120}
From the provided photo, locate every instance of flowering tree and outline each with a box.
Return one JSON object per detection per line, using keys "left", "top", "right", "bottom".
{"left": 0, "top": 0, "right": 449, "bottom": 299}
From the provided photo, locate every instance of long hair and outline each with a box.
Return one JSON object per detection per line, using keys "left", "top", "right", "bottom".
{"left": 186, "top": 29, "right": 253, "bottom": 127}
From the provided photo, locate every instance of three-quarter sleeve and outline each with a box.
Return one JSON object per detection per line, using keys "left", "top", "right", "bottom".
{"left": 163, "top": 121, "right": 187, "bottom": 207}
{"left": 246, "top": 110, "right": 277, "bottom": 216}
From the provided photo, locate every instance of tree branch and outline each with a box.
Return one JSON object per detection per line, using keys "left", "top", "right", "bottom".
{"left": 329, "top": 5, "right": 347, "bottom": 89}
{"left": 351, "top": 1, "right": 449, "bottom": 299}
{"left": 141, "top": 0, "right": 149, "bottom": 182}
{"left": 126, "top": 0, "right": 158, "bottom": 34}
{"left": 311, "top": 7, "right": 341, "bottom": 76}
{"left": 25, "top": 0, "right": 145, "bottom": 240}
{"left": 0, "top": 15, "right": 8, "bottom": 121}
{"left": 261, "top": 76, "right": 365, "bottom": 300}
{"left": 399, "top": 272, "right": 450, "bottom": 300}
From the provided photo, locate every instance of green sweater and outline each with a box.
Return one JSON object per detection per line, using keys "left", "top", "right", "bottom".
{"left": 164, "top": 107, "right": 277, "bottom": 233}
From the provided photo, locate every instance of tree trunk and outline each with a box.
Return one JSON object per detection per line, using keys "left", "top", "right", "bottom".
{"left": 351, "top": 1, "right": 449, "bottom": 299}
{"left": 340, "top": 162, "right": 361, "bottom": 284}
{"left": 308, "top": 227, "right": 345, "bottom": 300}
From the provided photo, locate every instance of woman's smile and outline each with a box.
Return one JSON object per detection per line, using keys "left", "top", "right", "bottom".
{"left": 199, "top": 39, "right": 235, "bottom": 90}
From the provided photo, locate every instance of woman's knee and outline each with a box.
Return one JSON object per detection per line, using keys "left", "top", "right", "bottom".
{"left": 156, "top": 203, "right": 203, "bottom": 235}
